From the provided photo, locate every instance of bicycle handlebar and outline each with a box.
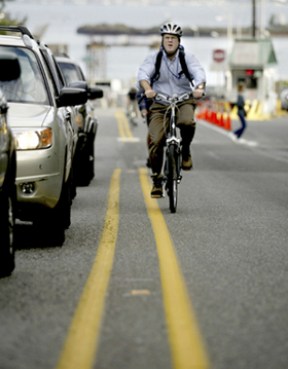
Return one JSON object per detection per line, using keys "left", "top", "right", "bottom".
{"left": 154, "top": 92, "right": 191, "bottom": 104}
{"left": 137, "top": 90, "right": 205, "bottom": 109}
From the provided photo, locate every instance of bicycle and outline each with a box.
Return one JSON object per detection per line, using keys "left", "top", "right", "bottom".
{"left": 154, "top": 92, "right": 192, "bottom": 213}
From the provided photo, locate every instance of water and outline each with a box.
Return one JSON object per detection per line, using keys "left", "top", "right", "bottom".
{"left": 4, "top": 0, "right": 288, "bottom": 87}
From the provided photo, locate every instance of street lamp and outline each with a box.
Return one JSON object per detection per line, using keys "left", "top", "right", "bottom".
{"left": 252, "top": 0, "right": 256, "bottom": 38}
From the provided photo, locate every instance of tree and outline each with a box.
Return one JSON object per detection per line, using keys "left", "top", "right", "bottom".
{"left": 0, "top": 0, "right": 27, "bottom": 27}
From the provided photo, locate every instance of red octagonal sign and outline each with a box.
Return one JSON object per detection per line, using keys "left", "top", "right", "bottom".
{"left": 213, "top": 49, "right": 226, "bottom": 63}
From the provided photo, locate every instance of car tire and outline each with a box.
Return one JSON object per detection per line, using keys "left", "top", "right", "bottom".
{"left": 87, "top": 132, "right": 95, "bottom": 182}
{"left": 70, "top": 165, "right": 77, "bottom": 200}
{"left": 80, "top": 146, "right": 94, "bottom": 186}
{"left": 75, "top": 132, "right": 94, "bottom": 186}
{"left": 57, "top": 175, "right": 72, "bottom": 230}
{"left": 0, "top": 171, "right": 16, "bottom": 277}
{"left": 49, "top": 177, "right": 71, "bottom": 245}
{"left": 34, "top": 174, "right": 72, "bottom": 246}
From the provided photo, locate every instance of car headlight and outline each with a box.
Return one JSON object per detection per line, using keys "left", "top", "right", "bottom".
{"left": 13, "top": 127, "right": 52, "bottom": 150}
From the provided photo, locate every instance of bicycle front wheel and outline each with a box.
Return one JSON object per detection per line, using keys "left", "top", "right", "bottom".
{"left": 166, "top": 144, "right": 178, "bottom": 213}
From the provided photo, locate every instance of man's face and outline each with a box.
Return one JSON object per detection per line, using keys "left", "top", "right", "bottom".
{"left": 162, "top": 34, "right": 179, "bottom": 56}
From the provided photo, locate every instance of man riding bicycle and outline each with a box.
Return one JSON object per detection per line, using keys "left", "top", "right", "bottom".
{"left": 137, "top": 22, "right": 206, "bottom": 198}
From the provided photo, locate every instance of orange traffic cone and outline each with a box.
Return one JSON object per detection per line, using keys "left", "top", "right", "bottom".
{"left": 225, "top": 114, "right": 232, "bottom": 131}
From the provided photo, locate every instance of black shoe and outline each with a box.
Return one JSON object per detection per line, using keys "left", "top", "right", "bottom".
{"left": 146, "top": 157, "right": 151, "bottom": 168}
{"left": 182, "top": 150, "right": 193, "bottom": 170}
{"left": 151, "top": 175, "right": 163, "bottom": 198}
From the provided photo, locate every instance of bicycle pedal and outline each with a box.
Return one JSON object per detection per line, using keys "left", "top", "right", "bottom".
{"left": 177, "top": 176, "right": 182, "bottom": 184}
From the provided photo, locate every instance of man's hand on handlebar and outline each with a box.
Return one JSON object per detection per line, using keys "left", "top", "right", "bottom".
{"left": 144, "top": 89, "right": 157, "bottom": 99}
{"left": 192, "top": 83, "right": 205, "bottom": 99}
{"left": 192, "top": 88, "right": 204, "bottom": 99}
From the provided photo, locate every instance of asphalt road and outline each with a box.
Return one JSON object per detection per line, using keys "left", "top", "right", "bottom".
{"left": 0, "top": 108, "right": 287, "bottom": 369}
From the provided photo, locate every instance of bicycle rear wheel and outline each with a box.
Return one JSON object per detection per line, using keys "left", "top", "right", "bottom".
{"left": 166, "top": 145, "right": 178, "bottom": 213}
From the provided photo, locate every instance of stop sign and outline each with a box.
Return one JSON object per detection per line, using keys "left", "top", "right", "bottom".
{"left": 213, "top": 49, "right": 225, "bottom": 63}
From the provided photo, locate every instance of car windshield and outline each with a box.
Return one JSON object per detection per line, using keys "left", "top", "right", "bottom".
{"left": 0, "top": 46, "right": 49, "bottom": 105}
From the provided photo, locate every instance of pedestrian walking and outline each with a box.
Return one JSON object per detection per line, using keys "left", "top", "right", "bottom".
{"left": 233, "top": 83, "right": 248, "bottom": 139}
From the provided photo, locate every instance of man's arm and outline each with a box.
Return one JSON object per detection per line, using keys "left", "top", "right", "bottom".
{"left": 137, "top": 51, "right": 158, "bottom": 99}
{"left": 140, "top": 80, "right": 156, "bottom": 99}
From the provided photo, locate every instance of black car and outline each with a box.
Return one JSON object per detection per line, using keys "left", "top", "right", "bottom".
{"left": 0, "top": 53, "right": 20, "bottom": 276}
{"left": 55, "top": 55, "right": 103, "bottom": 186}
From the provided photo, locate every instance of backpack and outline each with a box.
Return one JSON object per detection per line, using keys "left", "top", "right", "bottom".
{"left": 150, "top": 45, "right": 194, "bottom": 87}
{"left": 137, "top": 46, "right": 193, "bottom": 112}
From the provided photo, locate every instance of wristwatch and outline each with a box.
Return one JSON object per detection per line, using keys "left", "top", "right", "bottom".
{"left": 196, "top": 83, "right": 205, "bottom": 90}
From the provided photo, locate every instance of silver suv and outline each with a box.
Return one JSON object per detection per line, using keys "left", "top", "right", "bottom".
{"left": 0, "top": 26, "right": 87, "bottom": 245}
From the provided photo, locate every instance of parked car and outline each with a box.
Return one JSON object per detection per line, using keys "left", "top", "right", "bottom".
{"left": 0, "top": 26, "right": 87, "bottom": 245}
{"left": 55, "top": 55, "right": 103, "bottom": 186}
{"left": 0, "top": 53, "right": 20, "bottom": 276}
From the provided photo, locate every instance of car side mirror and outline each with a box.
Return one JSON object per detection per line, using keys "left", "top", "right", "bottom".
{"left": 57, "top": 86, "right": 88, "bottom": 107}
{"left": 69, "top": 80, "right": 88, "bottom": 92}
{"left": 88, "top": 86, "right": 103, "bottom": 100}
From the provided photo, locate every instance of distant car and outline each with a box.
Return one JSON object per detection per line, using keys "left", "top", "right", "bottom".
{"left": 55, "top": 55, "right": 103, "bottom": 186}
{"left": 0, "top": 26, "right": 87, "bottom": 245}
{"left": 0, "top": 53, "right": 20, "bottom": 276}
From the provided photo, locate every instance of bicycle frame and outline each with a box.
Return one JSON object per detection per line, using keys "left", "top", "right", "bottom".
{"left": 163, "top": 97, "right": 182, "bottom": 181}
{"left": 155, "top": 93, "right": 191, "bottom": 213}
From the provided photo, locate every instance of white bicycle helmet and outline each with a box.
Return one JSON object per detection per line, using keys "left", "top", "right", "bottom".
{"left": 160, "top": 23, "right": 183, "bottom": 37}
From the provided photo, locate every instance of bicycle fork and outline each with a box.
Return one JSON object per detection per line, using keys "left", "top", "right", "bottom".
{"left": 165, "top": 137, "right": 182, "bottom": 184}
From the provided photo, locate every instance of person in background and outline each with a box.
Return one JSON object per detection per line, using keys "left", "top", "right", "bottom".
{"left": 126, "top": 86, "right": 139, "bottom": 125}
{"left": 233, "top": 83, "right": 248, "bottom": 140}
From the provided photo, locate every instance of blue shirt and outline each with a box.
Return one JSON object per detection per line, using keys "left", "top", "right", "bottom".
{"left": 137, "top": 48, "right": 206, "bottom": 97}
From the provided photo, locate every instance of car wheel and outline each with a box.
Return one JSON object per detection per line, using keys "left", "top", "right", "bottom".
{"left": 58, "top": 176, "right": 72, "bottom": 230}
{"left": 84, "top": 132, "right": 95, "bottom": 185}
{"left": 75, "top": 132, "right": 95, "bottom": 186}
{"left": 34, "top": 175, "right": 71, "bottom": 246}
{"left": 70, "top": 165, "right": 77, "bottom": 200}
{"left": 49, "top": 177, "right": 72, "bottom": 243}
{"left": 87, "top": 133, "right": 95, "bottom": 181}
{"left": 0, "top": 182, "right": 16, "bottom": 277}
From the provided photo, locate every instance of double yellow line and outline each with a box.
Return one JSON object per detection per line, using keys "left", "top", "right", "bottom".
{"left": 55, "top": 168, "right": 209, "bottom": 369}
{"left": 115, "top": 110, "right": 133, "bottom": 139}
{"left": 139, "top": 168, "right": 209, "bottom": 369}
{"left": 55, "top": 168, "right": 121, "bottom": 369}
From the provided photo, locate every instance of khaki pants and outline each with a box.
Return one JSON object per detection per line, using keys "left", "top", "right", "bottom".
{"left": 147, "top": 99, "right": 196, "bottom": 175}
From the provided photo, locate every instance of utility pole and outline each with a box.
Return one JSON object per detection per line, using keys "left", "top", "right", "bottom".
{"left": 252, "top": 0, "right": 256, "bottom": 38}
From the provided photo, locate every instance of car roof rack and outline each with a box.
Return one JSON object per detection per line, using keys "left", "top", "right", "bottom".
{"left": 0, "top": 25, "right": 34, "bottom": 39}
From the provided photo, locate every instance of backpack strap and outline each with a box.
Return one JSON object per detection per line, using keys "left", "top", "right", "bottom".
{"left": 178, "top": 46, "right": 193, "bottom": 85}
{"left": 150, "top": 50, "right": 163, "bottom": 87}
{"left": 150, "top": 46, "right": 194, "bottom": 87}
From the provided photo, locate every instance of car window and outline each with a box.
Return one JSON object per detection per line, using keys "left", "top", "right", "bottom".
{"left": 0, "top": 46, "right": 49, "bottom": 105}
{"left": 58, "top": 62, "right": 84, "bottom": 85}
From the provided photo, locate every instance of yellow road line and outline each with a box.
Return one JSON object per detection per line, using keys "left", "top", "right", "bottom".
{"left": 139, "top": 167, "right": 210, "bottom": 369}
{"left": 55, "top": 168, "right": 121, "bottom": 369}
{"left": 115, "top": 110, "right": 133, "bottom": 138}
